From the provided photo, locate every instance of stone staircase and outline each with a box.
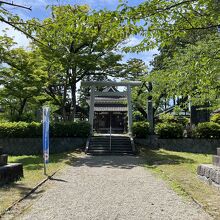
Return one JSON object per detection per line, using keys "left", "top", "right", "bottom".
{"left": 86, "top": 135, "right": 135, "bottom": 155}
{"left": 0, "top": 148, "right": 23, "bottom": 184}
{"left": 197, "top": 148, "right": 220, "bottom": 186}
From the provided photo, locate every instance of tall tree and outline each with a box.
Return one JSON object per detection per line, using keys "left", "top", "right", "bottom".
{"left": 32, "top": 5, "right": 137, "bottom": 120}
{"left": 0, "top": 38, "right": 47, "bottom": 121}
{"left": 120, "top": 0, "right": 220, "bottom": 110}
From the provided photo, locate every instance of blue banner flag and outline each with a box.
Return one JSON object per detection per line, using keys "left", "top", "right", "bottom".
{"left": 43, "top": 107, "right": 50, "bottom": 164}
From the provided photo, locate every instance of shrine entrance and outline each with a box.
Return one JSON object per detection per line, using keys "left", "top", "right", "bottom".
{"left": 81, "top": 81, "right": 142, "bottom": 136}
{"left": 94, "top": 111, "right": 127, "bottom": 134}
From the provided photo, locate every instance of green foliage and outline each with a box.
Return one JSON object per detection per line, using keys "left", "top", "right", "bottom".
{"left": 0, "top": 121, "right": 90, "bottom": 138}
{"left": 149, "top": 33, "right": 220, "bottom": 109}
{"left": 1, "top": 5, "right": 138, "bottom": 122}
{"left": 158, "top": 113, "right": 189, "bottom": 126}
{"left": 133, "top": 111, "right": 146, "bottom": 122}
{"left": 0, "top": 122, "right": 41, "bottom": 138}
{"left": 0, "top": 43, "right": 48, "bottom": 122}
{"left": 121, "top": 0, "right": 219, "bottom": 51}
{"left": 120, "top": 1, "right": 220, "bottom": 111}
{"left": 50, "top": 121, "right": 90, "bottom": 137}
{"left": 32, "top": 5, "right": 136, "bottom": 120}
{"left": 193, "top": 122, "right": 220, "bottom": 139}
{"left": 132, "top": 121, "right": 149, "bottom": 138}
{"left": 210, "top": 113, "right": 220, "bottom": 124}
{"left": 158, "top": 113, "right": 176, "bottom": 123}
{"left": 155, "top": 122, "right": 184, "bottom": 138}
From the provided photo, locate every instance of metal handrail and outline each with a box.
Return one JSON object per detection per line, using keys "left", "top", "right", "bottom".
{"left": 85, "top": 136, "right": 91, "bottom": 154}
{"left": 109, "top": 124, "right": 112, "bottom": 152}
{"left": 109, "top": 113, "right": 112, "bottom": 152}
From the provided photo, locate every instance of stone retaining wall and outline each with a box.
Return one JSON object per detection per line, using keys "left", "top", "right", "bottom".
{"left": 0, "top": 138, "right": 87, "bottom": 155}
{"left": 135, "top": 136, "right": 220, "bottom": 154}
{"left": 1, "top": 136, "right": 219, "bottom": 155}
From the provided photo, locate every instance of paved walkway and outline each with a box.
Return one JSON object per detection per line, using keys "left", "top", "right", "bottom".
{"left": 18, "top": 155, "right": 211, "bottom": 220}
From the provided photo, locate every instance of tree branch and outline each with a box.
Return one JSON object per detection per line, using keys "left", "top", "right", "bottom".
{"left": 0, "top": 17, "right": 48, "bottom": 47}
{"left": 0, "top": 1, "right": 31, "bottom": 10}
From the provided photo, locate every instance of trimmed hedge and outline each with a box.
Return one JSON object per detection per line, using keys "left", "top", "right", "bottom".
{"left": 132, "top": 121, "right": 149, "bottom": 138}
{"left": 0, "top": 121, "right": 90, "bottom": 138}
{"left": 155, "top": 122, "right": 184, "bottom": 138}
{"left": 0, "top": 122, "right": 41, "bottom": 138}
{"left": 193, "top": 122, "right": 220, "bottom": 139}
{"left": 50, "top": 121, "right": 91, "bottom": 137}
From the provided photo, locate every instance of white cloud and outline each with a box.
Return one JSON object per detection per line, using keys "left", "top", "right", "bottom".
{"left": 124, "top": 36, "right": 142, "bottom": 47}
{"left": 121, "top": 48, "right": 159, "bottom": 67}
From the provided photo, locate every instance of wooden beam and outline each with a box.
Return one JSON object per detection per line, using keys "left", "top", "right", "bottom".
{"left": 94, "top": 91, "right": 127, "bottom": 97}
{"left": 81, "top": 81, "right": 142, "bottom": 87}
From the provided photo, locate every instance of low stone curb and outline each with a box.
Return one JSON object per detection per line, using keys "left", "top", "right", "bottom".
{"left": 197, "top": 164, "right": 220, "bottom": 185}
{"left": 0, "top": 169, "right": 60, "bottom": 218}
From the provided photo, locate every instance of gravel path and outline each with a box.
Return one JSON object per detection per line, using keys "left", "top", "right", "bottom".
{"left": 18, "top": 155, "right": 211, "bottom": 220}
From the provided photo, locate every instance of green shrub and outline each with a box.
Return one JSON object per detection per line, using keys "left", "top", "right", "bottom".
{"left": 133, "top": 111, "right": 146, "bottom": 122}
{"left": 50, "top": 121, "right": 90, "bottom": 137}
{"left": 158, "top": 113, "right": 189, "bottom": 126}
{"left": 0, "top": 121, "right": 90, "bottom": 138}
{"left": 155, "top": 122, "right": 184, "bottom": 138}
{"left": 158, "top": 113, "right": 177, "bottom": 123}
{"left": 0, "top": 122, "right": 41, "bottom": 138}
{"left": 193, "top": 122, "right": 220, "bottom": 138}
{"left": 132, "top": 121, "right": 149, "bottom": 138}
{"left": 210, "top": 113, "right": 220, "bottom": 124}
{"left": 75, "top": 121, "right": 91, "bottom": 137}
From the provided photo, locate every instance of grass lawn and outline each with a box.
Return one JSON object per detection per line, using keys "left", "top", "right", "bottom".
{"left": 0, "top": 151, "right": 79, "bottom": 215}
{"left": 141, "top": 148, "right": 220, "bottom": 219}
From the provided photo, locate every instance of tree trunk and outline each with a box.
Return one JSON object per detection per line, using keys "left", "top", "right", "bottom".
{"left": 17, "top": 98, "right": 27, "bottom": 121}
{"left": 70, "top": 78, "right": 77, "bottom": 121}
{"left": 147, "top": 82, "right": 154, "bottom": 134}
{"left": 62, "top": 71, "right": 69, "bottom": 121}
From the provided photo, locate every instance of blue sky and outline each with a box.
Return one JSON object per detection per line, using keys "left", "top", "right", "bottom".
{"left": 1, "top": 0, "right": 158, "bottom": 67}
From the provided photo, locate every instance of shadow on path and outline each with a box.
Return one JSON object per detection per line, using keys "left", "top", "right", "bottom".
{"left": 65, "top": 149, "right": 195, "bottom": 170}
{"left": 66, "top": 155, "right": 144, "bottom": 170}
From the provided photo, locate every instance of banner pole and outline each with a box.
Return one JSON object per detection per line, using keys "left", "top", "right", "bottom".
{"left": 44, "top": 160, "right": 47, "bottom": 175}
{"left": 43, "top": 106, "right": 50, "bottom": 176}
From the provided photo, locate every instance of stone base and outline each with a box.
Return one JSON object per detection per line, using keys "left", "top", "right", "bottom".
{"left": 0, "top": 154, "right": 8, "bottom": 166}
{"left": 0, "top": 163, "right": 23, "bottom": 184}
{"left": 197, "top": 164, "right": 220, "bottom": 185}
{"left": 213, "top": 155, "right": 220, "bottom": 167}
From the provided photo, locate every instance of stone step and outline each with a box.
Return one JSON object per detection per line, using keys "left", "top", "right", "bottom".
{"left": 87, "top": 150, "right": 134, "bottom": 156}
{"left": 217, "top": 148, "right": 220, "bottom": 156}
{"left": 91, "top": 144, "right": 131, "bottom": 148}
{"left": 91, "top": 138, "right": 130, "bottom": 142}
{"left": 0, "top": 154, "right": 8, "bottom": 166}
{"left": 92, "top": 137, "right": 130, "bottom": 139}
{"left": 90, "top": 143, "right": 131, "bottom": 147}
{"left": 90, "top": 147, "right": 132, "bottom": 151}
{"left": 91, "top": 139, "right": 131, "bottom": 143}
{"left": 87, "top": 136, "right": 133, "bottom": 155}
{"left": 213, "top": 155, "right": 220, "bottom": 167}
